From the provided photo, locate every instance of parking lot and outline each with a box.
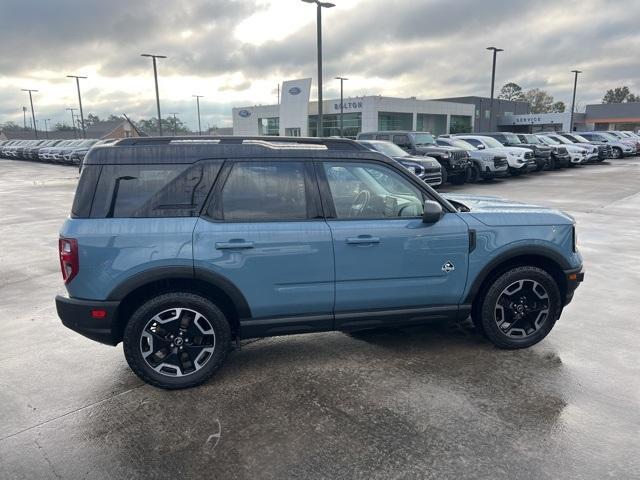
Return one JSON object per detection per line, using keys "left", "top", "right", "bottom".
{"left": 0, "top": 157, "right": 639, "bottom": 479}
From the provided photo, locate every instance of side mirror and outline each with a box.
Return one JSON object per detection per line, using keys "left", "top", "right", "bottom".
{"left": 602, "top": 139, "right": 608, "bottom": 142}
{"left": 422, "top": 200, "right": 443, "bottom": 224}
{"left": 476, "top": 143, "right": 485, "bottom": 150}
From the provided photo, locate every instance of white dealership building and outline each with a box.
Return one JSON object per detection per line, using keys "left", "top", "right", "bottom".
{"left": 232, "top": 78, "right": 476, "bottom": 138}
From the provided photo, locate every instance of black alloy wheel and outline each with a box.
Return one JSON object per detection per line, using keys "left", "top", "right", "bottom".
{"left": 475, "top": 266, "right": 561, "bottom": 349}
{"left": 123, "top": 292, "right": 231, "bottom": 389}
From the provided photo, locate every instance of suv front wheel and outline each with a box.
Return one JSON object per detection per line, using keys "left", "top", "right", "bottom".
{"left": 123, "top": 292, "right": 231, "bottom": 389}
{"left": 475, "top": 266, "right": 561, "bottom": 349}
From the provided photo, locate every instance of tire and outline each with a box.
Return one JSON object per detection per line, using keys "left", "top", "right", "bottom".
{"left": 123, "top": 292, "right": 231, "bottom": 389}
{"left": 467, "top": 164, "right": 481, "bottom": 183}
{"left": 612, "top": 147, "right": 622, "bottom": 159}
{"left": 509, "top": 167, "right": 522, "bottom": 177}
{"left": 440, "top": 167, "right": 448, "bottom": 185}
{"left": 474, "top": 266, "right": 561, "bottom": 349}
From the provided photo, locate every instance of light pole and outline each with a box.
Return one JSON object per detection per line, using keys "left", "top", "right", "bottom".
{"left": 21, "top": 89, "right": 38, "bottom": 139}
{"left": 334, "top": 76, "right": 348, "bottom": 137}
{"left": 301, "top": 0, "right": 336, "bottom": 137}
{"left": 168, "top": 112, "right": 180, "bottom": 136}
{"left": 22, "top": 106, "right": 27, "bottom": 130}
{"left": 486, "top": 47, "right": 503, "bottom": 130}
{"left": 141, "top": 53, "right": 167, "bottom": 136}
{"left": 66, "top": 108, "right": 78, "bottom": 138}
{"left": 570, "top": 70, "right": 582, "bottom": 132}
{"left": 44, "top": 119, "right": 51, "bottom": 139}
{"left": 193, "top": 95, "right": 203, "bottom": 135}
{"left": 66, "top": 75, "right": 87, "bottom": 138}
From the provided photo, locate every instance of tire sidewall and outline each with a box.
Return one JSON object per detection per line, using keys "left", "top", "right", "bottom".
{"left": 480, "top": 267, "right": 561, "bottom": 349}
{"left": 123, "top": 292, "right": 231, "bottom": 389}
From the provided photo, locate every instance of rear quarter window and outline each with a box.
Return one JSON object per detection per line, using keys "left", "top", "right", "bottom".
{"left": 89, "top": 160, "right": 222, "bottom": 218}
{"left": 71, "top": 165, "right": 101, "bottom": 218}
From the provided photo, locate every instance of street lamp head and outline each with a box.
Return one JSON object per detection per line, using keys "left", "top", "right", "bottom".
{"left": 335, "top": 76, "right": 349, "bottom": 81}
{"left": 571, "top": 69, "right": 583, "bottom": 74}
{"left": 141, "top": 53, "right": 167, "bottom": 59}
{"left": 21, "top": 89, "right": 39, "bottom": 92}
{"left": 301, "top": 0, "right": 335, "bottom": 7}
{"left": 66, "top": 75, "right": 88, "bottom": 79}
{"left": 486, "top": 47, "right": 504, "bottom": 52}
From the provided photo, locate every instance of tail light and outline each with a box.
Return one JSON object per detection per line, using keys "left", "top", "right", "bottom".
{"left": 59, "top": 238, "right": 79, "bottom": 284}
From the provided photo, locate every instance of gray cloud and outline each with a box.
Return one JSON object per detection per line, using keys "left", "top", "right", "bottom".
{"left": 1, "top": 0, "right": 640, "bottom": 129}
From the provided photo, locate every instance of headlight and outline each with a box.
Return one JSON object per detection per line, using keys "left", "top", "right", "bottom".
{"left": 442, "top": 152, "right": 450, "bottom": 158}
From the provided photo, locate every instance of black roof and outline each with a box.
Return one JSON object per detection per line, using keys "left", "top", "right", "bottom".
{"left": 83, "top": 136, "right": 394, "bottom": 165}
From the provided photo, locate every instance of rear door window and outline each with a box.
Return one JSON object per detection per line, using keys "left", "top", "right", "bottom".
{"left": 90, "top": 160, "right": 222, "bottom": 218}
{"left": 218, "top": 161, "right": 311, "bottom": 221}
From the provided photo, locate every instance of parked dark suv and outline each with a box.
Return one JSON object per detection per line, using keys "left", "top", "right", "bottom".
{"left": 56, "top": 136, "right": 583, "bottom": 389}
{"left": 478, "top": 132, "right": 552, "bottom": 171}
{"left": 357, "top": 131, "right": 471, "bottom": 184}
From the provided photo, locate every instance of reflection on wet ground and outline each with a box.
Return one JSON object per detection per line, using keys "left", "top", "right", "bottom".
{"left": 1, "top": 159, "right": 639, "bottom": 479}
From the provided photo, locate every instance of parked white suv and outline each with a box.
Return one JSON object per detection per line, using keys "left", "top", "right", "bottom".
{"left": 536, "top": 135, "right": 588, "bottom": 165}
{"left": 436, "top": 137, "right": 508, "bottom": 182}
{"left": 453, "top": 135, "right": 536, "bottom": 176}
{"left": 544, "top": 133, "right": 598, "bottom": 162}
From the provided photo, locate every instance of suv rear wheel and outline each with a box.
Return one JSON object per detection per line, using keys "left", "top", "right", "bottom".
{"left": 475, "top": 266, "right": 561, "bottom": 349}
{"left": 123, "top": 292, "right": 231, "bottom": 389}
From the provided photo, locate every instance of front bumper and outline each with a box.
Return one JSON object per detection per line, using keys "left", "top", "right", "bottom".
{"left": 480, "top": 165, "right": 509, "bottom": 179}
{"left": 563, "top": 268, "right": 584, "bottom": 306}
{"left": 56, "top": 295, "right": 121, "bottom": 346}
{"left": 569, "top": 153, "right": 587, "bottom": 164}
{"left": 534, "top": 155, "right": 551, "bottom": 169}
{"left": 421, "top": 170, "right": 443, "bottom": 187}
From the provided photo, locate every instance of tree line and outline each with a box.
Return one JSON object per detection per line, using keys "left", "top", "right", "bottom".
{"left": 498, "top": 83, "right": 639, "bottom": 113}
{"left": 0, "top": 114, "right": 192, "bottom": 134}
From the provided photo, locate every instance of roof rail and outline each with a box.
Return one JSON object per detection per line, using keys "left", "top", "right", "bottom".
{"left": 114, "top": 135, "right": 367, "bottom": 151}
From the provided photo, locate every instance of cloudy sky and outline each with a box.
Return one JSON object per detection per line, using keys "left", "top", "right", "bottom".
{"left": 1, "top": 0, "right": 639, "bottom": 130}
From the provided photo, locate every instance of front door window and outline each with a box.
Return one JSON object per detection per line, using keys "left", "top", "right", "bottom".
{"left": 323, "top": 162, "right": 424, "bottom": 219}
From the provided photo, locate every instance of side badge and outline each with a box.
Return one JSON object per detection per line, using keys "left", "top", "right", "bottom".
{"left": 442, "top": 261, "right": 455, "bottom": 273}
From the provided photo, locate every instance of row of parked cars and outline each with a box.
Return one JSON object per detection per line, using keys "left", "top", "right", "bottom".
{"left": 356, "top": 130, "right": 640, "bottom": 187}
{"left": 0, "top": 138, "right": 118, "bottom": 166}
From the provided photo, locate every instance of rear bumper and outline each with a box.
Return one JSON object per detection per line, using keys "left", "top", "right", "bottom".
{"left": 563, "top": 268, "right": 584, "bottom": 306}
{"left": 56, "top": 295, "right": 120, "bottom": 346}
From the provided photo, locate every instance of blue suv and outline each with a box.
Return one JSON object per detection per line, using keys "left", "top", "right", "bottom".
{"left": 56, "top": 137, "right": 584, "bottom": 389}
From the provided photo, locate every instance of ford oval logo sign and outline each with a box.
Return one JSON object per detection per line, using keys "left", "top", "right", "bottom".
{"left": 238, "top": 109, "right": 251, "bottom": 118}
{"left": 288, "top": 87, "right": 301, "bottom": 95}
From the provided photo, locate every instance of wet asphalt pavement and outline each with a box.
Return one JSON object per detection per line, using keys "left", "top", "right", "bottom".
{"left": 0, "top": 158, "right": 638, "bottom": 479}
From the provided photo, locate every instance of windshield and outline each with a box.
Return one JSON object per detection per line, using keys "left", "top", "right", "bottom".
{"left": 537, "top": 135, "right": 560, "bottom": 145}
{"left": 364, "top": 141, "right": 409, "bottom": 157}
{"left": 503, "top": 133, "right": 522, "bottom": 144}
{"left": 549, "top": 135, "right": 572, "bottom": 145}
{"left": 570, "top": 134, "right": 590, "bottom": 143}
{"left": 411, "top": 133, "right": 435, "bottom": 145}
{"left": 606, "top": 132, "right": 622, "bottom": 139}
{"left": 478, "top": 136, "right": 504, "bottom": 148}
{"left": 523, "top": 134, "right": 542, "bottom": 144}
{"left": 449, "top": 139, "right": 477, "bottom": 151}
{"left": 598, "top": 132, "right": 618, "bottom": 141}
